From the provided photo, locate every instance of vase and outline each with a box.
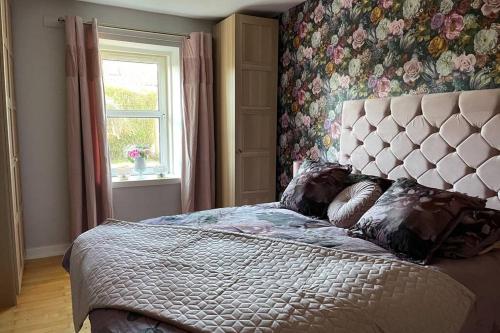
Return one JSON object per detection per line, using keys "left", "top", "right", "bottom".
{"left": 134, "top": 156, "right": 146, "bottom": 175}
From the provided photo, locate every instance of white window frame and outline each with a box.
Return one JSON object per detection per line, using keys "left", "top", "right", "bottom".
{"left": 99, "top": 39, "right": 181, "bottom": 183}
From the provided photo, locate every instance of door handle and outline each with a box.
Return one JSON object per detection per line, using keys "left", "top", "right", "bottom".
{"left": 237, "top": 149, "right": 243, "bottom": 154}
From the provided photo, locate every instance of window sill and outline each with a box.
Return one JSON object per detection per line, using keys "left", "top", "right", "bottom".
{"left": 112, "top": 174, "right": 180, "bottom": 188}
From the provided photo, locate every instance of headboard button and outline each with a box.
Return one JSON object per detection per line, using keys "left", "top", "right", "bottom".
{"left": 486, "top": 189, "right": 497, "bottom": 197}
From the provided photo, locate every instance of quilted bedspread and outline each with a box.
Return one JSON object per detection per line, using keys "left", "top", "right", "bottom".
{"left": 69, "top": 217, "right": 475, "bottom": 333}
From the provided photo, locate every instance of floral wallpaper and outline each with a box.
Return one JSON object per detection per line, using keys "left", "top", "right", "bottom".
{"left": 277, "top": 0, "right": 499, "bottom": 194}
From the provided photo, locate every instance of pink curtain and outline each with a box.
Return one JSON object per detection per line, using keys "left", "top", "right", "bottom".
{"left": 181, "top": 32, "right": 215, "bottom": 213}
{"left": 65, "top": 16, "right": 113, "bottom": 240}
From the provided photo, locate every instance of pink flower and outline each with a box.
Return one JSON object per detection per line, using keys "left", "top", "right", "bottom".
{"left": 280, "top": 113, "right": 289, "bottom": 128}
{"left": 481, "top": 0, "right": 500, "bottom": 16}
{"left": 314, "top": 3, "right": 325, "bottom": 23}
{"left": 309, "top": 145, "right": 321, "bottom": 161}
{"left": 299, "top": 21, "right": 308, "bottom": 38}
{"left": 312, "top": 75, "right": 323, "bottom": 95}
{"left": 341, "top": 0, "right": 353, "bottom": 9}
{"left": 454, "top": 53, "right": 476, "bottom": 73}
{"left": 352, "top": 26, "right": 367, "bottom": 49}
{"left": 303, "top": 115, "right": 311, "bottom": 128}
{"left": 282, "top": 49, "right": 290, "bottom": 67}
{"left": 294, "top": 113, "right": 304, "bottom": 127}
{"left": 128, "top": 149, "right": 140, "bottom": 159}
{"left": 403, "top": 58, "right": 423, "bottom": 83}
{"left": 374, "top": 77, "right": 391, "bottom": 97}
{"left": 443, "top": 14, "right": 464, "bottom": 40}
{"left": 297, "top": 89, "right": 306, "bottom": 105}
{"left": 389, "top": 19, "right": 405, "bottom": 36}
{"left": 332, "top": 46, "right": 345, "bottom": 64}
{"left": 330, "top": 121, "right": 342, "bottom": 139}
{"left": 380, "top": 0, "right": 393, "bottom": 8}
{"left": 303, "top": 47, "right": 313, "bottom": 59}
{"left": 339, "top": 75, "right": 350, "bottom": 88}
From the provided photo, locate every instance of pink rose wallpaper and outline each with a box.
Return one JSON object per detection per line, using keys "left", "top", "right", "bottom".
{"left": 277, "top": 0, "right": 499, "bottom": 195}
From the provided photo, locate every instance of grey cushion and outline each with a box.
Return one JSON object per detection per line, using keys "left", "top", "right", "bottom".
{"left": 327, "top": 181, "right": 382, "bottom": 228}
{"left": 348, "top": 178, "right": 486, "bottom": 264}
{"left": 437, "top": 208, "right": 500, "bottom": 259}
{"left": 280, "top": 161, "right": 352, "bottom": 218}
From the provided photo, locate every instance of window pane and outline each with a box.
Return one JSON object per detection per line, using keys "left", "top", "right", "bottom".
{"left": 102, "top": 59, "right": 159, "bottom": 111}
{"left": 107, "top": 118, "right": 161, "bottom": 175}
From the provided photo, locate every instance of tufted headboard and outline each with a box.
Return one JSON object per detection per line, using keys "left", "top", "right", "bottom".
{"left": 339, "top": 88, "right": 500, "bottom": 210}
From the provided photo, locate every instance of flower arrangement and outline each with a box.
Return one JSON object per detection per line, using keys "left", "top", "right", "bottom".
{"left": 125, "top": 145, "right": 151, "bottom": 162}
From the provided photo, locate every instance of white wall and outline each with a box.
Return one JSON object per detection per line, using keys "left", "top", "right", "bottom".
{"left": 113, "top": 183, "right": 182, "bottom": 221}
{"left": 12, "top": 0, "right": 214, "bottom": 255}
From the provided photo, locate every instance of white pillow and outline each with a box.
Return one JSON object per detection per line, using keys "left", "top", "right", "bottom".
{"left": 327, "top": 181, "right": 382, "bottom": 228}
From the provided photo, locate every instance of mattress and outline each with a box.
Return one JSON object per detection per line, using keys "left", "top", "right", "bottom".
{"left": 63, "top": 203, "right": 500, "bottom": 333}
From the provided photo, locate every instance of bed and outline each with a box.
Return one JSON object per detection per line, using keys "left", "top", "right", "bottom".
{"left": 64, "top": 88, "right": 500, "bottom": 333}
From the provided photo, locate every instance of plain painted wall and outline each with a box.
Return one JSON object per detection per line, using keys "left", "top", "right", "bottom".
{"left": 112, "top": 183, "right": 182, "bottom": 221}
{"left": 12, "top": 0, "right": 214, "bottom": 251}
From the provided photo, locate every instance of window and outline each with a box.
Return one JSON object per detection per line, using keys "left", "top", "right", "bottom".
{"left": 100, "top": 39, "right": 181, "bottom": 182}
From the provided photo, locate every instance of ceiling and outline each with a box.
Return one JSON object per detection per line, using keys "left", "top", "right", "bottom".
{"left": 78, "top": 0, "right": 303, "bottom": 20}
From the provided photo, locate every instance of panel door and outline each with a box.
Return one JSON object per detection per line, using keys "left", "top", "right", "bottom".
{"left": 235, "top": 15, "right": 278, "bottom": 205}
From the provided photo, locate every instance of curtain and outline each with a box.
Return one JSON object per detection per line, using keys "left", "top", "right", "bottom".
{"left": 181, "top": 32, "right": 215, "bottom": 213}
{"left": 65, "top": 16, "right": 113, "bottom": 240}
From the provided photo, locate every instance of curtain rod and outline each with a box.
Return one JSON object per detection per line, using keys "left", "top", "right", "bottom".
{"left": 57, "top": 17, "right": 190, "bottom": 39}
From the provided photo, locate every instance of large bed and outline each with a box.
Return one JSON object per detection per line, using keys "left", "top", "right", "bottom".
{"left": 64, "top": 88, "right": 500, "bottom": 333}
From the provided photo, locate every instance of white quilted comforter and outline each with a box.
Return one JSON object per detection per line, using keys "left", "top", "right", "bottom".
{"left": 69, "top": 220, "right": 475, "bottom": 333}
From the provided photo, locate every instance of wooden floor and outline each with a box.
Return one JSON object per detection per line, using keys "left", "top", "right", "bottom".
{"left": 0, "top": 256, "right": 91, "bottom": 333}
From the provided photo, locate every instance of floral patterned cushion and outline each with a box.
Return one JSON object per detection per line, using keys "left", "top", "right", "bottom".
{"left": 349, "top": 178, "right": 486, "bottom": 264}
{"left": 298, "top": 160, "right": 393, "bottom": 190}
{"left": 343, "top": 173, "right": 394, "bottom": 192}
{"left": 296, "top": 159, "right": 335, "bottom": 174}
{"left": 437, "top": 208, "right": 500, "bottom": 259}
{"left": 280, "top": 161, "right": 352, "bottom": 218}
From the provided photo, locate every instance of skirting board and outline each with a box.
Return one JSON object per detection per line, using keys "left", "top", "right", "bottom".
{"left": 25, "top": 243, "right": 70, "bottom": 260}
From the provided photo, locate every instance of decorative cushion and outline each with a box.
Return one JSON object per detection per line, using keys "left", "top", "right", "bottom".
{"left": 295, "top": 159, "right": 330, "bottom": 174}
{"left": 343, "top": 173, "right": 394, "bottom": 192}
{"left": 349, "top": 178, "right": 486, "bottom": 264}
{"left": 327, "top": 181, "right": 382, "bottom": 228}
{"left": 300, "top": 161, "right": 393, "bottom": 191}
{"left": 437, "top": 208, "right": 500, "bottom": 259}
{"left": 280, "top": 161, "right": 352, "bottom": 218}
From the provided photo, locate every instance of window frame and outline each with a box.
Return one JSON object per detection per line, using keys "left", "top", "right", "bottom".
{"left": 100, "top": 44, "right": 176, "bottom": 178}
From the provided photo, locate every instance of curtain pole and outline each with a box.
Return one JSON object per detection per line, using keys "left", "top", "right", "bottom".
{"left": 57, "top": 17, "right": 190, "bottom": 39}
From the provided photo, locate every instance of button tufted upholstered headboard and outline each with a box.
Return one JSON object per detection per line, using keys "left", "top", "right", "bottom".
{"left": 339, "top": 88, "right": 500, "bottom": 209}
